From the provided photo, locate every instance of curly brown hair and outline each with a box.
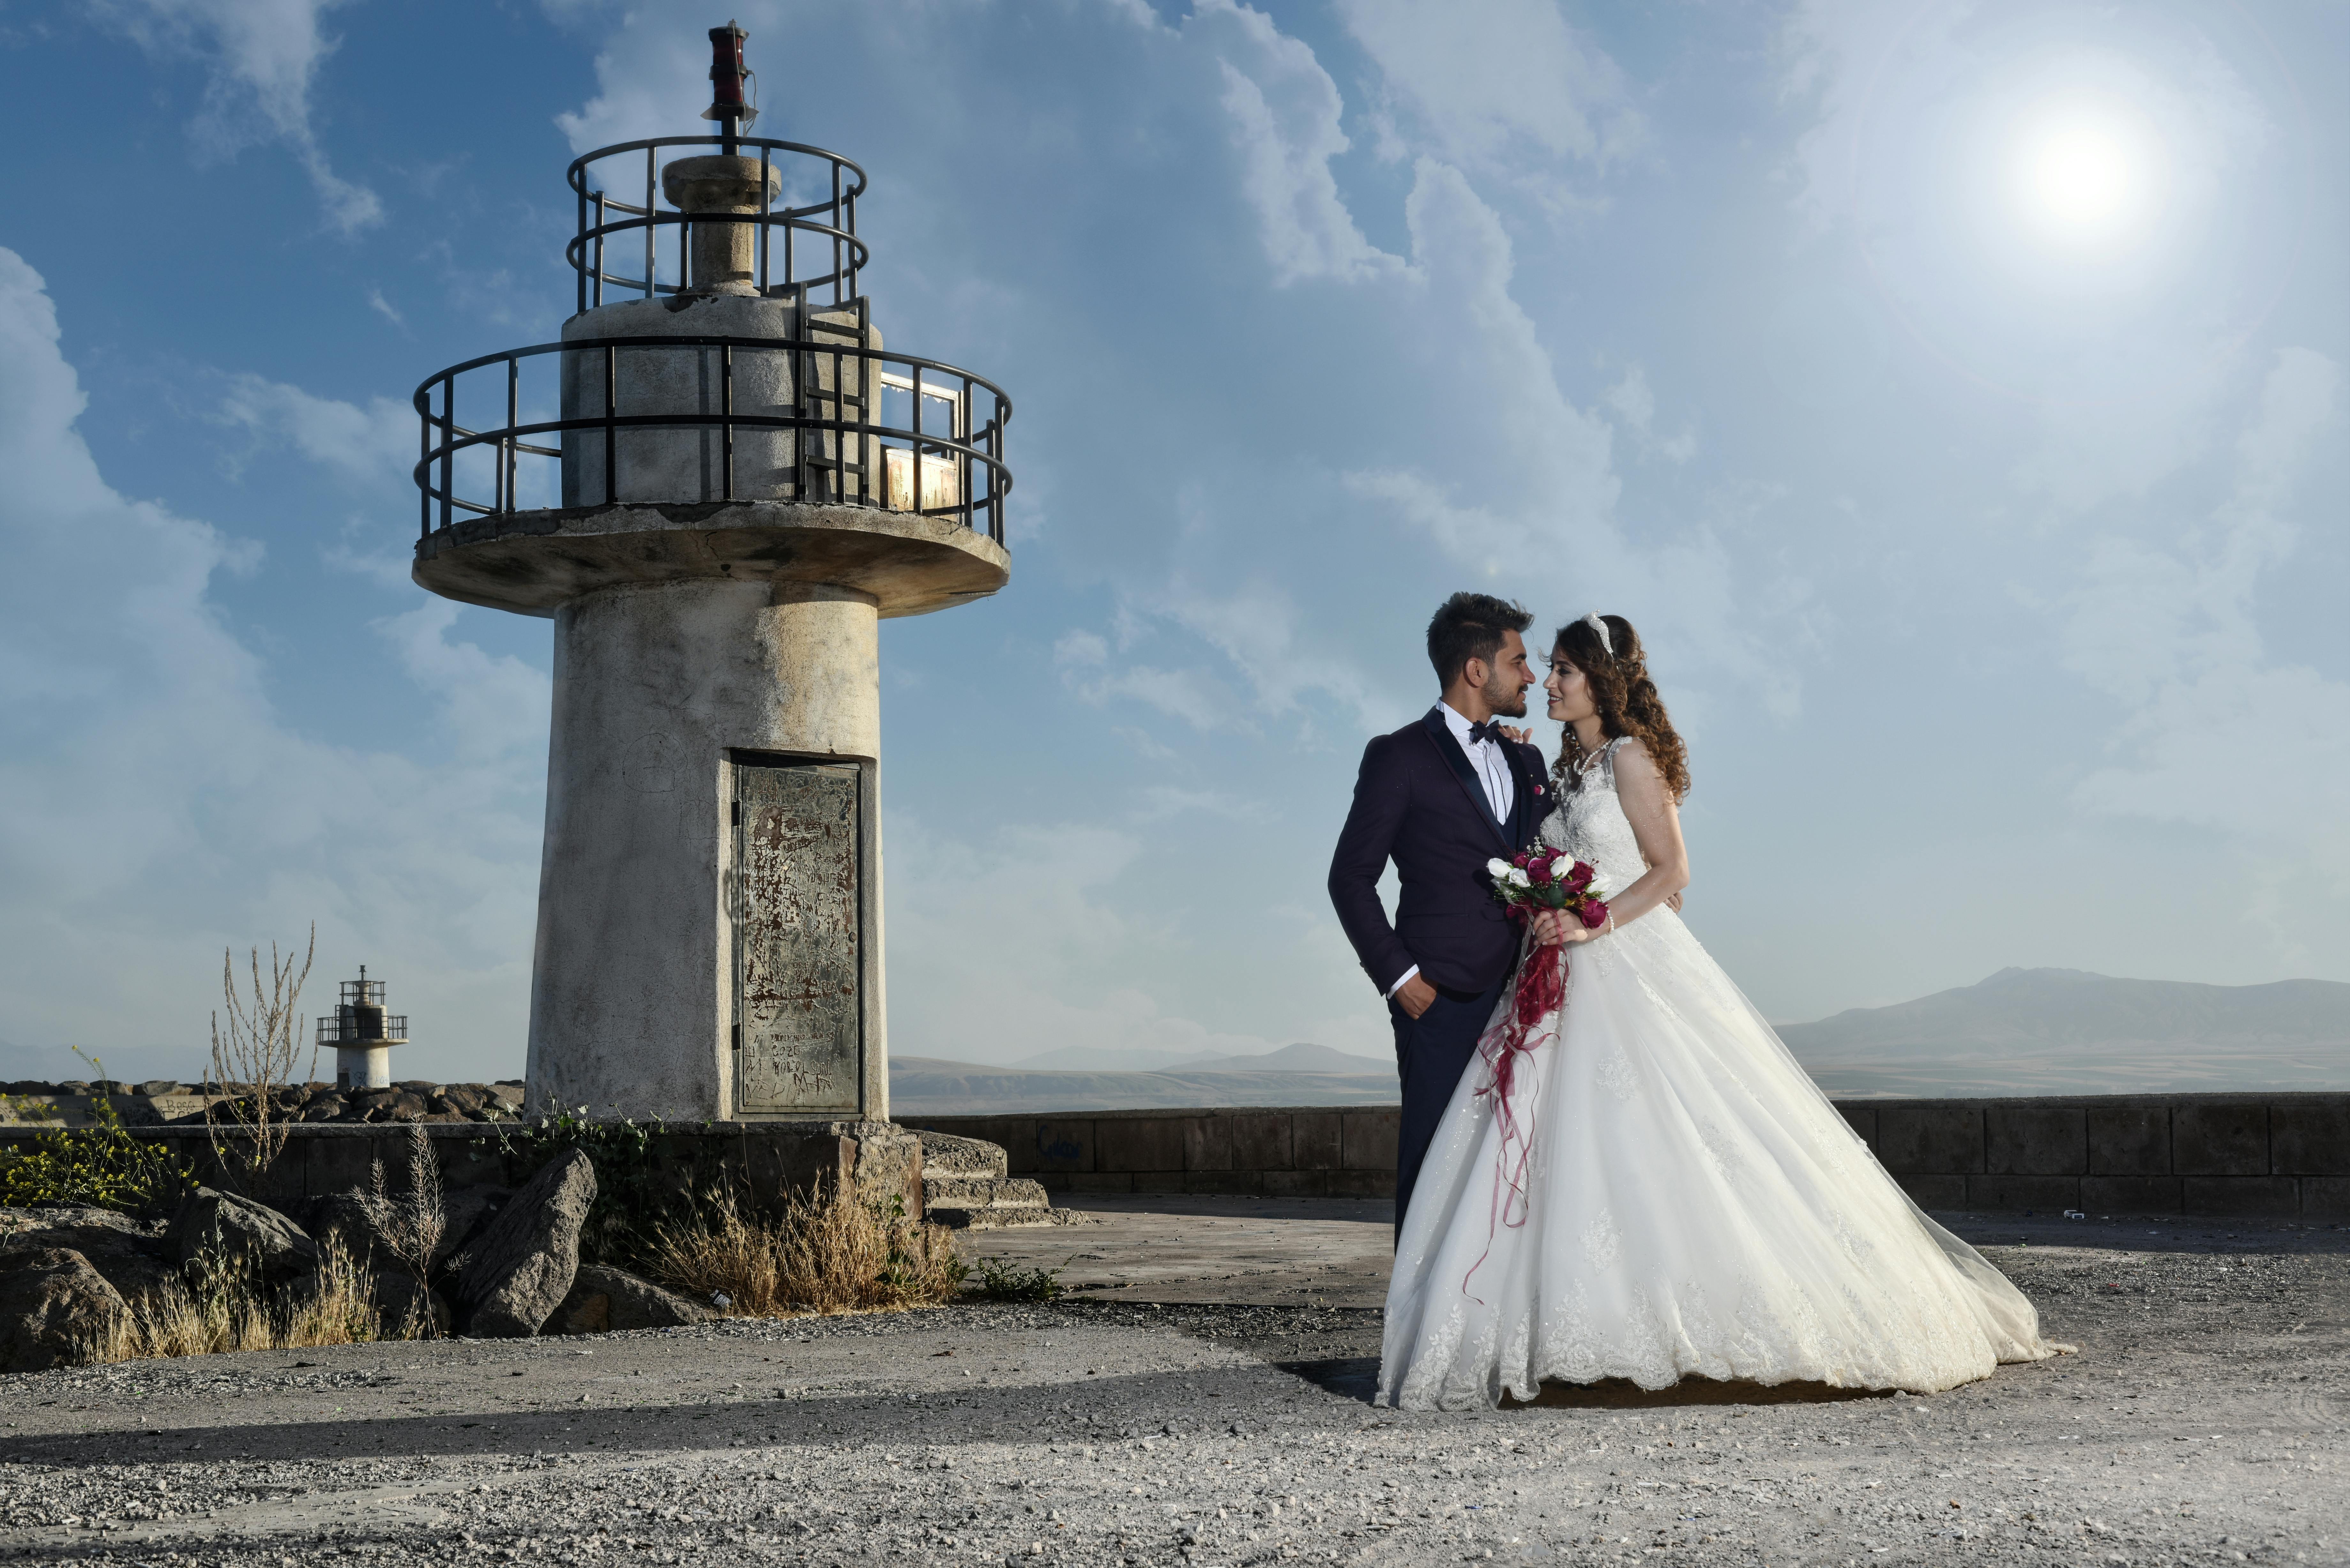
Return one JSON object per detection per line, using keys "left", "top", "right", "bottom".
{"left": 1550, "top": 614, "right": 1692, "bottom": 802}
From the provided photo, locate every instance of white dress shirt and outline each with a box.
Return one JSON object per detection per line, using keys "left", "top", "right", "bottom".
{"left": 1387, "top": 703, "right": 1515, "bottom": 999}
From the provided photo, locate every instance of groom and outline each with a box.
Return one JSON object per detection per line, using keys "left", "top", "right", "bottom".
{"left": 1327, "top": 593, "right": 1552, "bottom": 1241}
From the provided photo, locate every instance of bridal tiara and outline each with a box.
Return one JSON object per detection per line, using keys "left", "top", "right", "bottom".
{"left": 1581, "top": 612, "right": 1613, "bottom": 656}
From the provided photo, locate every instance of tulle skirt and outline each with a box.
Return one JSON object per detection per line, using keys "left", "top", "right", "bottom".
{"left": 1379, "top": 908, "right": 2062, "bottom": 1411}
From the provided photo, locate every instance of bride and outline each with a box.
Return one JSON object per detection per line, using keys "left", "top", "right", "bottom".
{"left": 1380, "top": 613, "right": 2066, "bottom": 1411}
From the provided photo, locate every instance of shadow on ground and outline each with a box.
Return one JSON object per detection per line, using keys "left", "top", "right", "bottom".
{"left": 1276, "top": 1356, "right": 1896, "bottom": 1411}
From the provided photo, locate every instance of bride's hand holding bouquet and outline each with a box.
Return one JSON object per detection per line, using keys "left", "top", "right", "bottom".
{"left": 1485, "top": 848, "right": 1611, "bottom": 948}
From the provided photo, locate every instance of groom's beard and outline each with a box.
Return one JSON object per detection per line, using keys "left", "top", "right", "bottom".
{"left": 1483, "top": 679, "right": 1529, "bottom": 718}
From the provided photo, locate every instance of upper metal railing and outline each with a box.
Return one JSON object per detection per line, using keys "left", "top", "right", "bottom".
{"left": 318, "top": 1014, "right": 407, "bottom": 1044}
{"left": 411, "top": 328, "right": 1012, "bottom": 545}
{"left": 568, "top": 136, "right": 870, "bottom": 313}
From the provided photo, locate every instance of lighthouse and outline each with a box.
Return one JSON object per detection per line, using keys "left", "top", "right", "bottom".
{"left": 318, "top": 967, "right": 407, "bottom": 1091}
{"left": 407, "top": 24, "right": 1011, "bottom": 1126}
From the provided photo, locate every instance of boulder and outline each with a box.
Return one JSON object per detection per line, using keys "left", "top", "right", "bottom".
{"left": 0, "top": 1248, "right": 127, "bottom": 1371}
{"left": 0, "top": 1205, "right": 176, "bottom": 1304}
{"left": 371, "top": 1271, "right": 452, "bottom": 1336}
{"left": 454, "top": 1150, "right": 595, "bottom": 1338}
{"left": 165, "top": 1187, "right": 317, "bottom": 1284}
{"left": 438, "top": 1186, "right": 512, "bottom": 1270}
{"left": 553, "top": 1265, "right": 710, "bottom": 1335}
{"left": 300, "top": 1192, "right": 400, "bottom": 1275}
{"left": 434, "top": 1086, "right": 486, "bottom": 1115}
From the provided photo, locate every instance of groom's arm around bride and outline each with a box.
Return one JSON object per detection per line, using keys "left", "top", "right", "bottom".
{"left": 1326, "top": 593, "right": 1553, "bottom": 1239}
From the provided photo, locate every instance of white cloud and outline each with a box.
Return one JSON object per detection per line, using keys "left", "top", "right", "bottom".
{"left": 2065, "top": 347, "right": 2347, "bottom": 864}
{"left": 1054, "top": 628, "right": 1240, "bottom": 733}
{"left": 0, "top": 249, "right": 543, "bottom": 1082}
{"left": 214, "top": 372, "right": 415, "bottom": 483}
{"left": 1603, "top": 365, "right": 1697, "bottom": 465}
{"left": 1337, "top": 0, "right": 1643, "bottom": 198}
{"left": 1194, "top": 0, "right": 1402, "bottom": 286}
{"left": 96, "top": 0, "right": 383, "bottom": 233}
{"left": 883, "top": 815, "right": 1288, "bottom": 1068}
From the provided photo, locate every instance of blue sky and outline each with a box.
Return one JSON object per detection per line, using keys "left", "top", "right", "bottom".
{"left": 0, "top": 0, "right": 2342, "bottom": 1086}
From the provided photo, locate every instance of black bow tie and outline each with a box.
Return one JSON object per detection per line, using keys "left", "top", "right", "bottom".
{"left": 1466, "top": 720, "right": 1504, "bottom": 747}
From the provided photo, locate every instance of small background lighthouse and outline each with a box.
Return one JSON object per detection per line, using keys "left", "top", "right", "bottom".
{"left": 406, "top": 23, "right": 1012, "bottom": 1128}
{"left": 318, "top": 966, "right": 407, "bottom": 1091}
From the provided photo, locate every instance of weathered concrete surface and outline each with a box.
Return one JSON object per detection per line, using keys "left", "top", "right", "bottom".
{"left": 4, "top": 1205, "right": 2338, "bottom": 1566}
{"left": 411, "top": 497, "right": 1010, "bottom": 619}
{"left": 522, "top": 576, "right": 885, "bottom": 1124}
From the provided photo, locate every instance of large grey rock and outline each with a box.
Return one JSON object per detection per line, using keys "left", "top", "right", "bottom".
{"left": 455, "top": 1150, "right": 595, "bottom": 1338}
{"left": 371, "top": 1272, "right": 452, "bottom": 1337}
{"left": 165, "top": 1188, "right": 316, "bottom": 1284}
{"left": 0, "top": 1248, "right": 127, "bottom": 1372}
{"left": 299, "top": 1192, "right": 397, "bottom": 1274}
{"left": 0, "top": 1205, "right": 176, "bottom": 1304}
{"left": 553, "top": 1265, "right": 710, "bottom": 1335}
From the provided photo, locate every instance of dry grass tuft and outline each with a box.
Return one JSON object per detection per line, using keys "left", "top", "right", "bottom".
{"left": 84, "top": 1236, "right": 419, "bottom": 1363}
{"left": 643, "top": 1182, "right": 965, "bottom": 1318}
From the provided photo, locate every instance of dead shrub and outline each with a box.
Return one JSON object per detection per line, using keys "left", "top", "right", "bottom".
{"left": 82, "top": 1235, "right": 420, "bottom": 1363}
{"left": 643, "top": 1181, "right": 965, "bottom": 1318}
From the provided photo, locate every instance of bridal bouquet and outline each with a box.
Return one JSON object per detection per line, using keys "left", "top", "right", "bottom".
{"left": 1485, "top": 848, "right": 1611, "bottom": 931}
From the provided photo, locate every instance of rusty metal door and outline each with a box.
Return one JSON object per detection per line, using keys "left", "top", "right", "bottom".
{"left": 732, "top": 761, "right": 862, "bottom": 1116}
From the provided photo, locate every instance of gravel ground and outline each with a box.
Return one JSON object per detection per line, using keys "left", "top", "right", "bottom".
{"left": 0, "top": 1218, "right": 2342, "bottom": 1568}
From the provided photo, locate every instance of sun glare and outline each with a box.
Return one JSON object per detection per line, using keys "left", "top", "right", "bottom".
{"left": 2008, "top": 103, "right": 2161, "bottom": 248}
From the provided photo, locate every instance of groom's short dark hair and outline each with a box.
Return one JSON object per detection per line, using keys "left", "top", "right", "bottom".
{"left": 1426, "top": 592, "right": 1533, "bottom": 687}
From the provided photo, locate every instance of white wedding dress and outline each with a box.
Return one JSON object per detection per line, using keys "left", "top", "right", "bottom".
{"left": 1380, "top": 738, "right": 2063, "bottom": 1411}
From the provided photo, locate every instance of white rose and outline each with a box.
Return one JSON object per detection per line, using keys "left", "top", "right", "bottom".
{"left": 1487, "top": 858, "right": 1513, "bottom": 881}
{"left": 1506, "top": 867, "right": 1532, "bottom": 888}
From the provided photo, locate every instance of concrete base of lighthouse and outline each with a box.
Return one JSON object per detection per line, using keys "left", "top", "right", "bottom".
{"left": 336, "top": 1046, "right": 393, "bottom": 1091}
{"left": 523, "top": 577, "right": 885, "bottom": 1125}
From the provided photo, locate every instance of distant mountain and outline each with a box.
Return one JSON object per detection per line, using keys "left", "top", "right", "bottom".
{"left": 0, "top": 1037, "right": 202, "bottom": 1088}
{"left": 1778, "top": 968, "right": 2350, "bottom": 1097}
{"left": 1186, "top": 1042, "right": 1393, "bottom": 1074}
{"left": 890, "top": 1055, "right": 1398, "bottom": 1116}
{"left": 1009, "top": 1045, "right": 1222, "bottom": 1074}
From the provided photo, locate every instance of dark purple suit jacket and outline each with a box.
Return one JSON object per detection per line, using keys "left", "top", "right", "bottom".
{"left": 1326, "top": 707, "right": 1552, "bottom": 997}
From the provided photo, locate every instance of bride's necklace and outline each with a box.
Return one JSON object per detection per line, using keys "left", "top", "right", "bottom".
{"left": 1569, "top": 731, "right": 1612, "bottom": 774}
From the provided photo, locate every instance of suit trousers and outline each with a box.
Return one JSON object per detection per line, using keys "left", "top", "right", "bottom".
{"left": 1388, "top": 971, "right": 1509, "bottom": 1244}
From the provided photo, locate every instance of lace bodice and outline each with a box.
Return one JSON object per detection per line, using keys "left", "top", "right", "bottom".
{"left": 1539, "top": 738, "right": 1649, "bottom": 897}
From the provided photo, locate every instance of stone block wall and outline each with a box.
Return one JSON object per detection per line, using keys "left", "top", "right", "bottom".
{"left": 893, "top": 1107, "right": 1403, "bottom": 1199}
{"left": 1836, "top": 1093, "right": 2348, "bottom": 1219}
{"left": 901, "top": 1093, "right": 2350, "bottom": 1218}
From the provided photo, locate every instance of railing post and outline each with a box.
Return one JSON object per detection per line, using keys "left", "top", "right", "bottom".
{"left": 505, "top": 357, "right": 520, "bottom": 514}
{"left": 437, "top": 378, "right": 454, "bottom": 534}
{"left": 721, "top": 342, "right": 734, "bottom": 502}
{"left": 644, "top": 147, "right": 656, "bottom": 300}
{"left": 418, "top": 392, "right": 430, "bottom": 541}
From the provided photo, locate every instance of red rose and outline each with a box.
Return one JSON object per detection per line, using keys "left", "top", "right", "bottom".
{"left": 1578, "top": 900, "right": 1610, "bottom": 930}
{"left": 1563, "top": 861, "right": 1595, "bottom": 892}
{"left": 1527, "top": 858, "right": 1553, "bottom": 886}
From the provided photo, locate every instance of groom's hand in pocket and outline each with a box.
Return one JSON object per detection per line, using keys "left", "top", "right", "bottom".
{"left": 1394, "top": 973, "right": 1437, "bottom": 1019}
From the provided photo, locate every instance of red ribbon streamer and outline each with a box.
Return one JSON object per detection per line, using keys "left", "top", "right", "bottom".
{"left": 1459, "top": 927, "right": 1567, "bottom": 1301}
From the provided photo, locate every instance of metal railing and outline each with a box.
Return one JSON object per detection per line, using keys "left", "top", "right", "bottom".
{"left": 318, "top": 1014, "right": 407, "bottom": 1044}
{"left": 412, "top": 331, "right": 1012, "bottom": 545}
{"left": 567, "top": 136, "right": 870, "bottom": 312}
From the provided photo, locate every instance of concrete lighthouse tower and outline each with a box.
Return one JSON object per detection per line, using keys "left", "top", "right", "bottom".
{"left": 407, "top": 23, "right": 1011, "bottom": 1127}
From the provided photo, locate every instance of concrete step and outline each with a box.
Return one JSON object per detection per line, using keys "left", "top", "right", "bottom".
{"left": 923, "top": 1176, "right": 1075, "bottom": 1230}
{"left": 914, "top": 1130, "right": 1008, "bottom": 1180}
